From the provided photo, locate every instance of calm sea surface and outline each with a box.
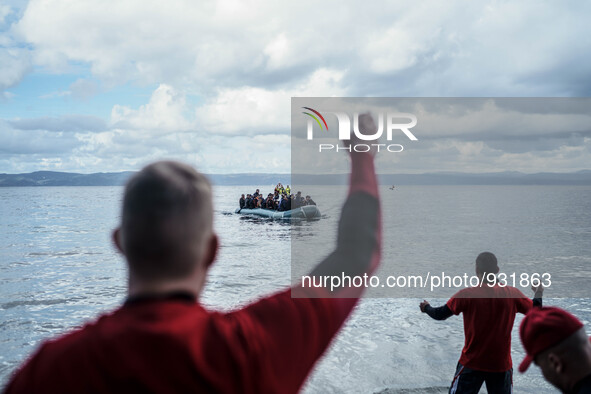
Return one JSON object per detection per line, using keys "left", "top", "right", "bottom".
{"left": 1, "top": 185, "right": 590, "bottom": 393}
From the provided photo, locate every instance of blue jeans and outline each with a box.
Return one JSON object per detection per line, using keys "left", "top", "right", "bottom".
{"left": 449, "top": 363, "right": 512, "bottom": 394}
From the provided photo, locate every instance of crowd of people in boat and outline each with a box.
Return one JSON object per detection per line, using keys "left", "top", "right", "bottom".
{"left": 239, "top": 183, "right": 316, "bottom": 211}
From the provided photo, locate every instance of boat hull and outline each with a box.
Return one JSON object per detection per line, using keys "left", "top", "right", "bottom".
{"left": 235, "top": 205, "right": 320, "bottom": 219}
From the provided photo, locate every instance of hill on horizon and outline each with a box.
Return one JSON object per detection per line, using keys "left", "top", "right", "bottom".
{"left": 1, "top": 170, "right": 591, "bottom": 186}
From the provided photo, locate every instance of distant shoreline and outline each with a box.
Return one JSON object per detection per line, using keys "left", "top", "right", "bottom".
{"left": 1, "top": 170, "right": 590, "bottom": 186}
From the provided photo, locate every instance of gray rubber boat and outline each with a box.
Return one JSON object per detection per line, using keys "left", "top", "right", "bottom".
{"left": 235, "top": 205, "right": 321, "bottom": 219}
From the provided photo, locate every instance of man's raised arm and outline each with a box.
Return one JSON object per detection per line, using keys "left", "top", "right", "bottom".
{"left": 227, "top": 113, "right": 382, "bottom": 393}
{"left": 306, "top": 114, "right": 381, "bottom": 295}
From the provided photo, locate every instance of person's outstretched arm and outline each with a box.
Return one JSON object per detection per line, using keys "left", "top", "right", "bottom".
{"left": 224, "top": 113, "right": 381, "bottom": 393}
{"left": 514, "top": 284, "right": 545, "bottom": 316}
{"left": 420, "top": 300, "right": 453, "bottom": 321}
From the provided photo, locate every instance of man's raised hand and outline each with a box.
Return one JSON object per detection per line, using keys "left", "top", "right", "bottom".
{"left": 532, "top": 284, "right": 544, "bottom": 297}
{"left": 346, "top": 112, "right": 378, "bottom": 157}
{"left": 419, "top": 300, "right": 430, "bottom": 313}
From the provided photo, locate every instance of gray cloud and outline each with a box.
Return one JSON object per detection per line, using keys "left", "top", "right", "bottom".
{"left": 9, "top": 115, "right": 107, "bottom": 132}
{"left": 0, "top": 120, "right": 82, "bottom": 155}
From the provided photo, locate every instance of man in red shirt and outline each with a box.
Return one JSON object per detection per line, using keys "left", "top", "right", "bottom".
{"left": 419, "top": 252, "right": 543, "bottom": 394}
{"left": 5, "top": 116, "right": 382, "bottom": 394}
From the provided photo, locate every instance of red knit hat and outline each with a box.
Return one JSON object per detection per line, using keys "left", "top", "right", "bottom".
{"left": 519, "top": 307, "right": 584, "bottom": 373}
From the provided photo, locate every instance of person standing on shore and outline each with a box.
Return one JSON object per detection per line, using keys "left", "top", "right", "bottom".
{"left": 419, "top": 252, "right": 543, "bottom": 394}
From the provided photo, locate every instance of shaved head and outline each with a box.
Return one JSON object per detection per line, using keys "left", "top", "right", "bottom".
{"left": 120, "top": 161, "right": 213, "bottom": 281}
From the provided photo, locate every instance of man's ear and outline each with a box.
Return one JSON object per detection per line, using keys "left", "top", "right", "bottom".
{"left": 112, "top": 227, "right": 124, "bottom": 255}
{"left": 547, "top": 352, "right": 563, "bottom": 374}
{"left": 203, "top": 234, "right": 219, "bottom": 269}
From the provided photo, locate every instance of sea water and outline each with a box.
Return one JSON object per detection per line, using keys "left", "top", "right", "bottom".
{"left": 1, "top": 185, "right": 590, "bottom": 393}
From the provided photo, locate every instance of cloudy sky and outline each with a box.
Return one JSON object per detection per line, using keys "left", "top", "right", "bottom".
{"left": 1, "top": 0, "right": 590, "bottom": 174}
